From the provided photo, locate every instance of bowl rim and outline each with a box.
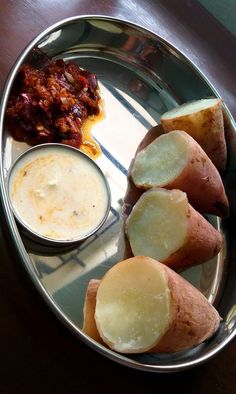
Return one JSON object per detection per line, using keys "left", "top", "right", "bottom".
{"left": 0, "top": 14, "right": 236, "bottom": 373}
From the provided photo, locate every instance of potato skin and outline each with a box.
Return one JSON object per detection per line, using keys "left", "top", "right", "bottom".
{"left": 167, "top": 132, "right": 228, "bottom": 217}
{"left": 151, "top": 261, "right": 221, "bottom": 353}
{"left": 161, "top": 99, "right": 227, "bottom": 170}
{"left": 162, "top": 203, "right": 222, "bottom": 270}
{"left": 82, "top": 279, "right": 104, "bottom": 344}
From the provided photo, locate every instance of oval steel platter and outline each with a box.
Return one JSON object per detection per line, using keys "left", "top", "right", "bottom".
{"left": 0, "top": 16, "right": 236, "bottom": 372}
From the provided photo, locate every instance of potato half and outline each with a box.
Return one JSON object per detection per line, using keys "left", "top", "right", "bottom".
{"left": 126, "top": 188, "right": 222, "bottom": 270}
{"left": 130, "top": 130, "right": 228, "bottom": 217}
{"left": 161, "top": 98, "right": 227, "bottom": 170}
{"left": 94, "top": 256, "right": 220, "bottom": 353}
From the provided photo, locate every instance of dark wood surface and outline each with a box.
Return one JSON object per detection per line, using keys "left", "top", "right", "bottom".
{"left": 0, "top": 1, "right": 235, "bottom": 393}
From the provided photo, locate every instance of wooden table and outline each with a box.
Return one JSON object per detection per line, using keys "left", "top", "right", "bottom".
{"left": 0, "top": 1, "right": 235, "bottom": 392}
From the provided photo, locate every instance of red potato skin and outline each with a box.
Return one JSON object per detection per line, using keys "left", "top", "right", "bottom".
{"left": 164, "top": 132, "right": 228, "bottom": 217}
{"left": 131, "top": 131, "right": 228, "bottom": 217}
{"left": 82, "top": 279, "right": 104, "bottom": 344}
{"left": 161, "top": 100, "right": 227, "bottom": 170}
{"left": 151, "top": 261, "right": 221, "bottom": 353}
{"left": 163, "top": 203, "right": 222, "bottom": 271}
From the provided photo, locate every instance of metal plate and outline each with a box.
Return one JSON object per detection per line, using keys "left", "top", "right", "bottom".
{"left": 0, "top": 16, "right": 236, "bottom": 372}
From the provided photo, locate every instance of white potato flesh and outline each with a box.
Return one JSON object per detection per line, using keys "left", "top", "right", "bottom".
{"left": 161, "top": 98, "right": 220, "bottom": 120}
{"left": 131, "top": 131, "right": 189, "bottom": 187}
{"left": 95, "top": 257, "right": 171, "bottom": 353}
{"left": 126, "top": 189, "right": 188, "bottom": 261}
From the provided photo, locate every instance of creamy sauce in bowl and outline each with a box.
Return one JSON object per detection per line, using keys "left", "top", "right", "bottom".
{"left": 8, "top": 144, "right": 110, "bottom": 244}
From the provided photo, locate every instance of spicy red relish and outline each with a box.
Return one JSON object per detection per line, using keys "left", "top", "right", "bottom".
{"left": 6, "top": 52, "right": 101, "bottom": 155}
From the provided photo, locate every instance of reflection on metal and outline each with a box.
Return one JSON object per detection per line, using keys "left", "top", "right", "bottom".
{"left": 38, "top": 30, "right": 62, "bottom": 47}
{"left": 225, "top": 305, "right": 236, "bottom": 333}
{"left": 0, "top": 16, "right": 235, "bottom": 372}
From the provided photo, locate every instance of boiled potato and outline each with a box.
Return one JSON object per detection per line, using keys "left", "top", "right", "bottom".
{"left": 161, "top": 98, "right": 227, "bottom": 170}
{"left": 92, "top": 256, "right": 220, "bottom": 353}
{"left": 125, "top": 188, "right": 222, "bottom": 270}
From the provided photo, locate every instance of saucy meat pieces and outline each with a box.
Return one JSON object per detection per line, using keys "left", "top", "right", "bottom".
{"left": 6, "top": 55, "right": 101, "bottom": 155}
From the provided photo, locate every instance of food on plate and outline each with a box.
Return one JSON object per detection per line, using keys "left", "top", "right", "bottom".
{"left": 9, "top": 144, "right": 110, "bottom": 242}
{"left": 125, "top": 188, "right": 222, "bottom": 270}
{"left": 82, "top": 279, "right": 104, "bottom": 344}
{"left": 6, "top": 49, "right": 103, "bottom": 159}
{"left": 161, "top": 98, "right": 227, "bottom": 170}
{"left": 90, "top": 256, "right": 221, "bottom": 353}
{"left": 130, "top": 130, "right": 228, "bottom": 217}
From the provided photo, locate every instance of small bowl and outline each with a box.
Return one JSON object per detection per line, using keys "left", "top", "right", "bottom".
{"left": 7, "top": 143, "right": 111, "bottom": 247}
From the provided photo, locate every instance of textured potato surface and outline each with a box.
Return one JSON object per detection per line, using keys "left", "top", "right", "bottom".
{"left": 126, "top": 188, "right": 188, "bottom": 261}
{"left": 95, "top": 257, "right": 171, "bottom": 353}
{"left": 131, "top": 130, "right": 189, "bottom": 187}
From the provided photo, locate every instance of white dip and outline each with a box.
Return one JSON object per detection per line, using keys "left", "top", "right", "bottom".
{"left": 9, "top": 146, "right": 109, "bottom": 241}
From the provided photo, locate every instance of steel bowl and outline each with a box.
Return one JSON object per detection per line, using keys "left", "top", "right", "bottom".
{"left": 7, "top": 143, "right": 111, "bottom": 247}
